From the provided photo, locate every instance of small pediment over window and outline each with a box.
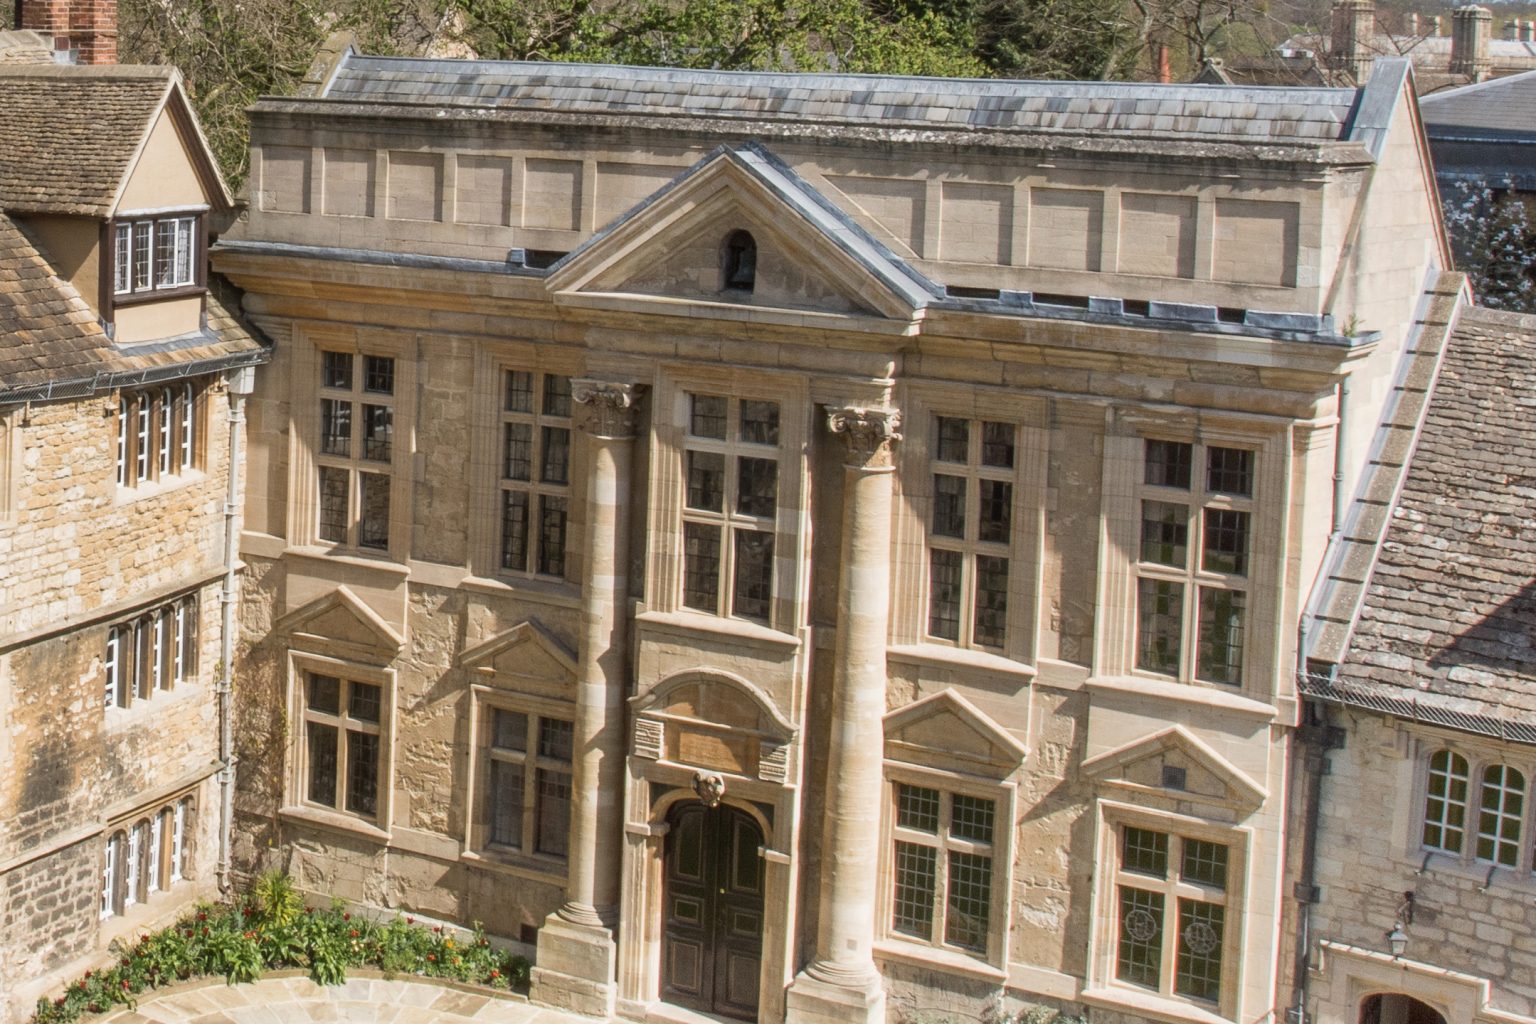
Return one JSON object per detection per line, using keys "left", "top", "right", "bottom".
{"left": 460, "top": 620, "right": 577, "bottom": 699}
{"left": 884, "top": 690, "right": 1027, "bottom": 777}
{"left": 1081, "top": 725, "right": 1266, "bottom": 814}
{"left": 275, "top": 585, "right": 404, "bottom": 664}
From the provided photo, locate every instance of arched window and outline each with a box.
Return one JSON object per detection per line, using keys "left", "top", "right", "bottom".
{"left": 721, "top": 230, "right": 757, "bottom": 293}
{"left": 1476, "top": 764, "right": 1525, "bottom": 866}
{"left": 1421, "top": 750, "right": 1469, "bottom": 853}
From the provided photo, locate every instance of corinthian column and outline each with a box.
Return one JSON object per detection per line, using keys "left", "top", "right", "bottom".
{"left": 787, "top": 405, "right": 900, "bottom": 1024}
{"left": 530, "top": 378, "right": 642, "bottom": 1019}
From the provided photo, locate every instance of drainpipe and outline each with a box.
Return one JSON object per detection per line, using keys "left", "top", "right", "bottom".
{"left": 217, "top": 366, "right": 255, "bottom": 893}
{"left": 1289, "top": 693, "right": 1329, "bottom": 1024}
{"left": 1331, "top": 378, "right": 1350, "bottom": 537}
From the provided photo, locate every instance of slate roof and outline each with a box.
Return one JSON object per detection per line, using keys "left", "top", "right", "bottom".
{"left": 0, "top": 64, "right": 174, "bottom": 217}
{"left": 0, "top": 30, "right": 56, "bottom": 65}
{"left": 1323, "top": 306, "right": 1536, "bottom": 732}
{"left": 1420, "top": 68, "right": 1536, "bottom": 136}
{"left": 319, "top": 54, "right": 1364, "bottom": 145}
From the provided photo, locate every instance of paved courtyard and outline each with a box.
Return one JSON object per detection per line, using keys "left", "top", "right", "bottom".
{"left": 97, "top": 974, "right": 593, "bottom": 1024}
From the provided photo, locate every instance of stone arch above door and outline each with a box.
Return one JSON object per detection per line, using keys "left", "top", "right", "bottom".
{"left": 630, "top": 668, "right": 796, "bottom": 783}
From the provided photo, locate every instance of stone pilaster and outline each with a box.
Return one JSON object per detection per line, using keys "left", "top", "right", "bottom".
{"left": 786, "top": 405, "right": 900, "bottom": 1024}
{"left": 530, "top": 378, "right": 642, "bottom": 1019}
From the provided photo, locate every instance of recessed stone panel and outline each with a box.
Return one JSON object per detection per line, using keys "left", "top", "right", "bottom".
{"left": 939, "top": 181, "right": 1012, "bottom": 264}
{"left": 387, "top": 151, "right": 444, "bottom": 222}
{"left": 1214, "top": 199, "right": 1299, "bottom": 287}
{"left": 456, "top": 155, "right": 513, "bottom": 227}
{"left": 322, "top": 148, "right": 375, "bottom": 218}
{"left": 595, "top": 162, "right": 683, "bottom": 229}
{"left": 1119, "top": 192, "right": 1196, "bottom": 279}
{"left": 1029, "top": 187, "right": 1103, "bottom": 271}
{"left": 259, "top": 146, "right": 312, "bottom": 213}
{"left": 524, "top": 158, "right": 583, "bottom": 231}
{"left": 827, "top": 174, "right": 926, "bottom": 256}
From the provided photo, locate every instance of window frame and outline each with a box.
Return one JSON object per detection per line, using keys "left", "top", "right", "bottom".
{"left": 1417, "top": 742, "right": 1535, "bottom": 876}
{"left": 469, "top": 694, "right": 576, "bottom": 867}
{"left": 314, "top": 349, "right": 398, "bottom": 554}
{"left": 1092, "top": 803, "right": 1248, "bottom": 1018}
{"left": 495, "top": 369, "right": 573, "bottom": 581}
{"left": 103, "top": 592, "right": 200, "bottom": 711}
{"left": 878, "top": 763, "right": 1015, "bottom": 970}
{"left": 101, "top": 795, "right": 194, "bottom": 921}
{"left": 285, "top": 654, "right": 395, "bottom": 836}
{"left": 110, "top": 213, "right": 204, "bottom": 304}
{"left": 679, "top": 391, "right": 784, "bottom": 627}
{"left": 115, "top": 381, "right": 206, "bottom": 491}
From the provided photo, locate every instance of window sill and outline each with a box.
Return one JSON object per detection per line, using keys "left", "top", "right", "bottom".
{"left": 285, "top": 545, "right": 411, "bottom": 577}
{"left": 113, "top": 284, "right": 206, "bottom": 308}
{"left": 1087, "top": 674, "right": 1276, "bottom": 721}
{"left": 114, "top": 468, "right": 208, "bottom": 506}
{"left": 460, "top": 572, "right": 581, "bottom": 608}
{"left": 635, "top": 609, "right": 800, "bottom": 649}
{"left": 460, "top": 848, "right": 567, "bottom": 886}
{"left": 102, "top": 880, "right": 206, "bottom": 945}
{"left": 1080, "top": 985, "right": 1231, "bottom": 1024}
{"left": 1414, "top": 848, "right": 1536, "bottom": 894}
{"left": 888, "top": 643, "right": 1036, "bottom": 680}
{"left": 874, "top": 938, "right": 1006, "bottom": 982}
{"left": 279, "top": 804, "right": 390, "bottom": 844}
{"left": 104, "top": 683, "right": 203, "bottom": 729}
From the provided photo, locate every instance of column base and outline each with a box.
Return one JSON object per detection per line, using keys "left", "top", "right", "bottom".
{"left": 785, "top": 965, "right": 886, "bottom": 1024}
{"left": 530, "top": 912, "right": 618, "bottom": 1018}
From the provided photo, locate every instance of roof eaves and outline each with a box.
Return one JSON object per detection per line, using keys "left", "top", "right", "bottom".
{"left": 1343, "top": 56, "right": 1411, "bottom": 159}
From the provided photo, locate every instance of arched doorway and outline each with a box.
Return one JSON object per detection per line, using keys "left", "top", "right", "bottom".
{"left": 662, "top": 801, "right": 766, "bottom": 1021}
{"left": 1360, "top": 994, "right": 1448, "bottom": 1024}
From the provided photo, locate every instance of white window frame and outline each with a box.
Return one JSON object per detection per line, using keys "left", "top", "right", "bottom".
{"left": 113, "top": 214, "right": 199, "bottom": 297}
{"left": 1417, "top": 742, "right": 1534, "bottom": 875}
{"left": 104, "top": 592, "right": 199, "bottom": 711}
{"left": 116, "top": 382, "right": 203, "bottom": 491}
{"left": 101, "top": 794, "right": 196, "bottom": 920}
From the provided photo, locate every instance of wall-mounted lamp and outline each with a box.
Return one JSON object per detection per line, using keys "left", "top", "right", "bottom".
{"left": 1386, "top": 922, "right": 1409, "bottom": 958}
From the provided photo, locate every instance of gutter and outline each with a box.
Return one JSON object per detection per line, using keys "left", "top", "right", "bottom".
{"left": 0, "top": 348, "right": 268, "bottom": 407}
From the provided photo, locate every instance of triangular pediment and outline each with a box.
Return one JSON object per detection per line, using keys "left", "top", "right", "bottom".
{"left": 461, "top": 621, "right": 577, "bottom": 698}
{"left": 884, "top": 690, "right": 1027, "bottom": 776}
{"left": 275, "top": 585, "right": 404, "bottom": 663}
{"left": 547, "top": 143, "right": 940, "bottom": 321}
{"left": 1081, "top": 725, "right": 1266, "bottom": 812}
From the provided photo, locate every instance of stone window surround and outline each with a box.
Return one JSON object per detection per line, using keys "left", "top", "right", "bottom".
{"left": 115, "top": 379, "right": 208, "bottom": 495}
{"left": 286, "top": 326, "right": 415, "bottom": 561}
{"left": 103, "top": 591, "right": 200, "bottom": 712}
{"left": 644, "top": 367, "right": 809, "bottom": 636}
{"left": 280, "top": 650, "right": 397, "bottom": 841}
{"left": 0, "top": 407, "right": 16, "bottom": 523}
{"left": 460, "top": 683, "right": 576, "bottom": 884}
{"left": 101, "top": 791, "right": 197, "bottom": 924}
{"left": 465, "top": 343, "right": 583, "bottom": 589}
{"left": 1083, "top": 799, "right": 1251, "bottom": 1024}
{"left": 890, "top": 385, "right": 1048, "bottom": 666}
{"left": 876, "top": 760, "right": 1017, "bottom": 973}
{"left": 1094, "top": 412, "right": 1287, "bottom": 702}
{"left": 1410, "top": 730, "right": 1536, "bottom": 885}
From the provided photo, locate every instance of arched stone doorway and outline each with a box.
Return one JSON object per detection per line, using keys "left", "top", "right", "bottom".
{"left": 1359, "top": 993, "right": 1449, "bottom": 1024}
{"left": 661, "top": 801, "right": 766, "bottom": 1021}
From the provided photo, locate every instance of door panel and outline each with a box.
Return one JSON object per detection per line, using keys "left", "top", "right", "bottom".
{"left": 662, "top": 803, "right": 766, "bottom": 1021}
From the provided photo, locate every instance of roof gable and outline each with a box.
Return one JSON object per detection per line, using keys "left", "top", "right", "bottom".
{"left": 1082, "top": 724, "right": 1267, "bottom": 813}
{"left": 884, "top": 690, "right": 1027, "bottom": 776}
{"left": 275, "top": 585, "right": 405, "bottom": 663}
{"left": 546, "top": 143, "right": 941, "bottom": 321}
{"left": 0, "top": 65, "right": 230, "bottom": 218}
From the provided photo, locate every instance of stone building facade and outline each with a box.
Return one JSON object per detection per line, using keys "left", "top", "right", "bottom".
{"left": 0, "top": 30, "right": 264, "bottom": 1023}
{"left": 1294, "top": 306, "right": 1536, "bottom": 1024}
{"left": 215, "top": 39, "right": 1461, "bottom": 1024}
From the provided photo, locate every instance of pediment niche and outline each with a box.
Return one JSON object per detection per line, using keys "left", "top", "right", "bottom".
{"left": 275, "top": 585, "right": 403, "bottom": 664}
{"left": 884, "top": 690, "right": 1027, "bottom": 778}
{"left": 547, "top": 144, "right": 939, "bottom": 321}
{"left": 460, "top": 621, "right": 577, "bottom": 700}
{"left": 1081, "top": 725, "right": 1267, "bottom": 815}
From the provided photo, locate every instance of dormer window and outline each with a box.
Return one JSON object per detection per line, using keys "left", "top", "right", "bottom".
{"left": 113, "top": 214, "right": 200, "bottom": 297}
{"left": 722, "top": 230, "right": 756, "bottom": 293}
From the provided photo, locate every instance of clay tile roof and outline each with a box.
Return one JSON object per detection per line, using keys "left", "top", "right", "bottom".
{"left": 1336, "top": 306, "right": 1536, "bottom": 722}
{"left": 0, "top": 64, "right": 173, "bottom": 217}
{"left": 0, "top": 210, "right": 117, "bottom": 387}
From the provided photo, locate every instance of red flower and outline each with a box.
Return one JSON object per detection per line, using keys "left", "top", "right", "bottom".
{"left": 426, "top": 954, "right": 436, "bottom": 962}
{"left": 406, "top": 916, "right": 414, "bottom": 924}
{"left": 197, "top": 912, "right": 207, "bottom": 921}
{"left": 343, "top": 913, "right": 351, "bottom": 921}
{"left": 348, "top": 929, "right": 359, "bottom": 938}
{"left": 184, "top": 930, "right": 194, "bottom": 938}
{"left": 201, "top": 927, "right": 210, "bottom": 937}
{"left": 432, "top": 925, "right": 442, "bottom": 933}
{"left": 489, "top": 970, "right": 500, "bottom": 979}
{"left": 121, "top": 981, "right": 130, "bottom": 990}
{"left": 83, "top": 971, "right": 92, "bottom": 980}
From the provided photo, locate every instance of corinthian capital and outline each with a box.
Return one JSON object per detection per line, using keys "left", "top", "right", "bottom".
{"left": 572, "top": 378, "right": 643, "bottom": 439}
{"left": 826, "top": 406, "right": 902, "bottom": 468}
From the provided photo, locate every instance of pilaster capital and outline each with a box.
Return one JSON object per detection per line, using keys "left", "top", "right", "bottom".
{"left": 572, "top": 378, "right": 644, "bottom": 440}
{"left": 826, "top": 406, "right": 902, "bottom": 468}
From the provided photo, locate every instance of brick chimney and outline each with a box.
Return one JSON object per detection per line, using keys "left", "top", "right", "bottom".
{"left": 1450, "top": 5, "right": 1492, "bottom": 80}
{"left": 14, "top": 0, "right": 116, "bottom": 64}
{"left": 1331, "top": 0, "right": 1376, "bottom": 82}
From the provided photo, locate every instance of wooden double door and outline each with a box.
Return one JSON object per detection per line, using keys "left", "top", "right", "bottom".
{"left": 662, "top": 802, "right": 766, "bottom": 1021}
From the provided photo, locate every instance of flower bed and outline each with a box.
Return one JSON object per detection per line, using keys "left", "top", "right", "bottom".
{"left": 34, "top": 873, "right": 530, "bottom": 1024}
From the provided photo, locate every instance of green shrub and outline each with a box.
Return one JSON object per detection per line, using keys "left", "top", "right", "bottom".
{"left": 32, "top": 877, "right": 531, "bottom": 1024}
